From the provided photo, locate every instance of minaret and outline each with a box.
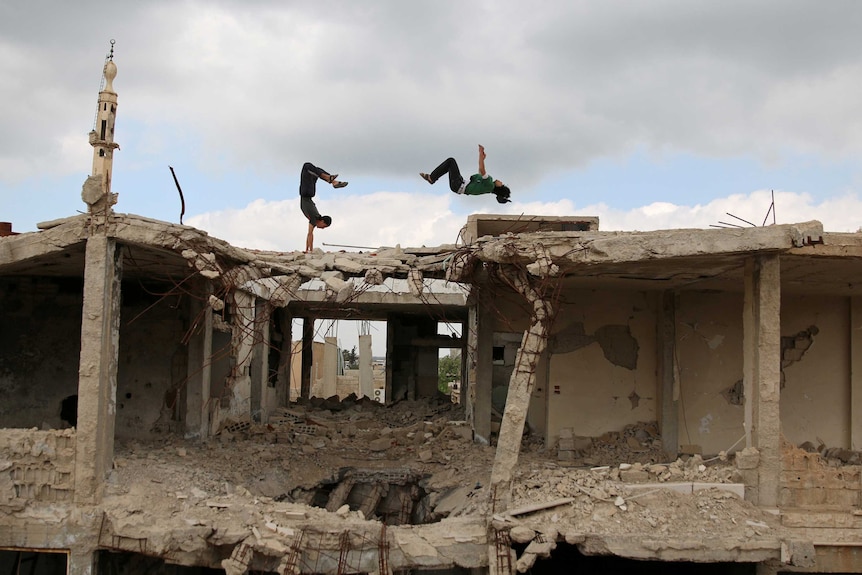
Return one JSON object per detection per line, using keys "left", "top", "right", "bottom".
{"left": 82, "top": 40, "right": 120, "bottom": 215}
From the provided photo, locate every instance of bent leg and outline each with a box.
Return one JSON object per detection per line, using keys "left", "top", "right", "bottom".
{"left": 429, "top": 158, "right": 464, "bottom": 193}
{"left": 300, "top": 162, "right": 331, "bottom": 196}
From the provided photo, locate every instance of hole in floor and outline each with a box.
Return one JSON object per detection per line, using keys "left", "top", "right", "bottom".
{"left": 284, "top": 467, "right": 444, "bottom": 525}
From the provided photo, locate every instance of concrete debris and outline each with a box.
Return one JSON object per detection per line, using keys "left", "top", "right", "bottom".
{"left": 73, "top": 395, "right": 801, "bottom": 572}
{"left": 364, "top": 267, "right": 384, "bottom": 285}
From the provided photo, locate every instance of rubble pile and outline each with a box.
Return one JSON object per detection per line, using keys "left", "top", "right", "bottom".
{"left": 95, "top": 396, "right": 820, "bottom": 570}
{"left": 556, "top": 421, "right": 669, "bottom": 466}
{"left": 797, "top": 440, "right": 862, "bottom": 465}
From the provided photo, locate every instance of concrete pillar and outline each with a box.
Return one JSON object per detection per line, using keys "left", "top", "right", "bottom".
{"left": 74, "top": 235, "right": 122, "bottom": 504}
{"left": 468, "top": 301, "right": 494, "bottom": 445}
{"left": 851, "top": 297, "right": 862, "bottom": 450}
{"left": 743, "top": 254, "right": 781, "bottom": 507}
{"left": 185, "top": 282, "right": 213, "bottom": 439}
{"left": 68, "top": 549, "right": 95, "bottom": 575}
{"left": 229, "top": 291, "right": 255, "bottom": 418}
{"left": 657, "top": 291, "right": 679, "bottom": 458}
{"left": 301, "top": 318, "right": 314, "bottom": 399}
{"left": 323, "top": 336, "right": 338, "bottom": 398}
{"left": 357, "top": 482, "right": 386, "bottom": 518}
{"left": 251, "top": 299, "right": 271, "bottom": 422}
{"left": 359, "top": 334, "right": 373, "bottom": 399}
{"left": 278, "top": 311, "right": 292, "bottom": 405}
{"left": 325, "top": 479, "right": 355, "bottom": 511}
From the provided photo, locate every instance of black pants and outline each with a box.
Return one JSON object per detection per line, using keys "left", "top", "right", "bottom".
{"left": 429, "top": 157, "right": 464, "bottom": 193}
{"left": 299, "top": 162, "right": 329, "bottom": 197}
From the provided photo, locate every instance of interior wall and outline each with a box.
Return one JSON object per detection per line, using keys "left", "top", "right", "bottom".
{"left": 780, "top": 294, "right": 850, "bottom": 449}
{"left": 675, "top": 290, "right": 745, "bottom": 455}
{"left": 0, "top": 277, "right": 82, "bottom": 429}
{"left": 115, "top": 283, "right": 187, "bottom": 439}
{"left": 546, "top": 289, "right": 657, "bottom": 446}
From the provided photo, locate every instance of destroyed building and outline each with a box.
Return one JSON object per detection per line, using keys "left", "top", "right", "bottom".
{"left": 2, "top": 55, "right": 862, "bottom": 575}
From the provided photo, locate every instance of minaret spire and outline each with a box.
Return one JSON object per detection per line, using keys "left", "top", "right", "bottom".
{"left": 82, "top": 40, "right": 120, "bottom": 216}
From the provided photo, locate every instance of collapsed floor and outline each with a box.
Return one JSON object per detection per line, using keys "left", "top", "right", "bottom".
{"left": 48, "top": 395, "right": 842, "bottom": 573}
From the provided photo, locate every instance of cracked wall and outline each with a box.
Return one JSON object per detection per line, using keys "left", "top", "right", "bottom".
{"left": 779, "top": 295, "right": 849, "bottom": 449}
{"left": 545, "top": 290, "right": 657, "bottom": 445}
{"left": 676, "top": 291, "right": 745, "bottom": 455}
{"left": 678, "top": 292, "right": 853, "bottom": 455}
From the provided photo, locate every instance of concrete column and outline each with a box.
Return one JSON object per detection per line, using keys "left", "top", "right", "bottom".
{"left": 74, "top": 235, "right": 122, "bottom": 504}
{"left": 301, "top": 318, "right": 314, "bottom": 399}
{"left": 851, "top": 297, "right": 862, "bottom": 450}
{"left": 68, "top": 549, "right": 95, "bottom": 575}
{"left": 467, "top": 302, "right": 493, "bottom": 444}
{"left": 657, "top": 291, "right": 679, "bottom": 458}
{"left": 229, "top": 291, "right": 255, "bottom": 418}
{"left": 323, "top": 336, "right": 338, "bottom": 398}
{"left": 278, "top": 310, "right": 292, "bottom": 405}
{"left": 251, "top": 299, "right": 271, "bottom": 422}
{"left": 359, "top": 333, "right": 373, "bottom": 399}
{"left": 185, "top": 283, "right": 213, "bottom": 439}
{"left": 743, "top": 254, "right": 781, "bottom": 507}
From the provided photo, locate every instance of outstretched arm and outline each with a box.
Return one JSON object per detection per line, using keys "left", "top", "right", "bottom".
{"left": 305, "top": 223, "right": 315, "bottom": 252}
{"left": 478, "top": 145, "right": 487, "bottom": 176}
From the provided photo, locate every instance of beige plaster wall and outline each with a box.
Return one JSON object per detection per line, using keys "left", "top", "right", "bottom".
{"left": 675, "top": 291, "right": 745, "bottom": 455}
{"left": 780, "top": 295, "right": 850, "bottom": 448}
{"left": 546, "top": 289, "right": 657, "bottom": 445}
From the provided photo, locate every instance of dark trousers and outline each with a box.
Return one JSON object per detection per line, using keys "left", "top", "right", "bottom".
{"left": 300, "top": 162, "right": 329, "bottom": 197}
{"left": 429, "top": 157, "right": 464, "bottom": 192}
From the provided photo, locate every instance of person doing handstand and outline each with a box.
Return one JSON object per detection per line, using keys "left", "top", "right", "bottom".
{"left": 420, "top": 145, "right": 511, "bottom": 204}
{"left": 299, "top": 162, "right": 347, "bottom": 252}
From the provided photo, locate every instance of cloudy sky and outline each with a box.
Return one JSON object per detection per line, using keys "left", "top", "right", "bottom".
{"left": 3, "top": 1, "right": 862, "bottom": 252}
{"left": 3, "top": 1, "right": 862, "bottom": 355}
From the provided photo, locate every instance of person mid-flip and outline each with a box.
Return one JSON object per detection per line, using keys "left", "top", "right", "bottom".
{"left": 420, "top": 145, "right": 511, "bottom": 204}
{"left": 299, "top": 162, "right": 347, "bottom": 252}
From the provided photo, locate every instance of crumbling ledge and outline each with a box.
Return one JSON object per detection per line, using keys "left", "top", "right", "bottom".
{"left": 579, "top": 534, "right": 781, "bottom": 563}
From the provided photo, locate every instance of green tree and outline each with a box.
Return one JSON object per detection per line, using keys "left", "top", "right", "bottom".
{"left": 341, "top": 346, "right": 358, "bottom": 370}
{"left": 438, "top": 354, "right": 461, "bottom": 393}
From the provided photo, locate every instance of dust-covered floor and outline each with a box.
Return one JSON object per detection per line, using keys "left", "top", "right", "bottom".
{"left": 106, "top": 394, "right": 782, "bottom": 548}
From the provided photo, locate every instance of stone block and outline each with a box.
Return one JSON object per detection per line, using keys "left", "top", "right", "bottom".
{"left": 524, "top": 540, "right": 554, "bottom": 558}
{"left": 516, "top": 552, "right": 537, "bottom": 573}
{"left": 680, "top": 444, "right": 702, "bottom": 455}
{"left": 509, "top": 526, "right": 536, "bottom": 544}
{"left": 790, "top": 452, "right": 816, "bottom": 471}
{"left": 619, "top": 469, "right": 650, "bottom": 483}
{"left": 559, "top": 427, "right": 573, "bottom": 439}
{"left": 824, "top": 488, "right": 861, "bottom": 507}
{"left": 784, "top": 540, "right": 816, "bottom": 568}
{"left": 557, "top": 450, "right": 576, "bottom": 461}
{"left": 794, "top": 487, "right": 826, "bottom": 507}
{"left": 735, "top": 447, "right": 760, "bottom": 470}
{"left": 736, "top": 468, "right": 759, "bottom": 486}
{"left": 369, "top": 437, "right": 392, "bottom": 452}
{"left": 779, "top": 487, "right": 794, "bottom": 508}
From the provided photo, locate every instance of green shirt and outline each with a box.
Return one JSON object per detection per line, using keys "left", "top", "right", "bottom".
{"left": 464, "top": 174, "right": 495, "bottom": 196}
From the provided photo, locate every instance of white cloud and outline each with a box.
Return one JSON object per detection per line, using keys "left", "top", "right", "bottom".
{"left": 187, "top": 190, "right": 463, "bottom": 252}
{"left": 187, "top": 188, "right": 862, "bottom": 253}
